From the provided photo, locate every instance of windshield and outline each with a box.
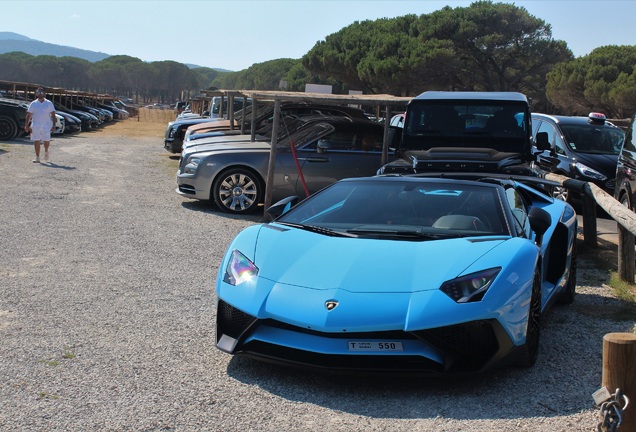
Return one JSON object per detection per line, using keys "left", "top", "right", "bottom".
{"left": 276, "top": 121, "right": 334, "bottom": 148}
{"left": 211, "top": 97, "right": 252, "bottom": 115}
{"left": 404, "top": 101, "right": 529, "bottom": 152}
{"left": 277, "top": 179, "right": 508, "bottom": 239}
{"left": 560, "top": 124, "right": 624, "bottom": 155}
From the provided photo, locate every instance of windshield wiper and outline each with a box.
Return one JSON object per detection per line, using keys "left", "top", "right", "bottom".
{"left": 276, "top": 222, "right": 358, "bottom": 238}
{"left": 346, "top": 227, "right": 458, "bottom": 240}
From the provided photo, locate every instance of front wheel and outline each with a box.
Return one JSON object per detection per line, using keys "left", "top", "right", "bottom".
{"left": 0, "top": 115, "right": 18, "bottom": 141}
{"left": 212, "top": 168, "right": 263, "bottom": 214}
{"left": 558, "top": 240, "right": 577, "bottom": 305}
{"left": 516, "top": 269, "right": 541, "bottom": 367}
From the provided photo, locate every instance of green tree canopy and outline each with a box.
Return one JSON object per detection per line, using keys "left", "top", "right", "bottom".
{"left": 302, "top": 0, "right": 572, "bottom": 102}
{"left": 0, "top": 51, "right": 31, "bottom": 82}
{"left": 212, "top": 59, "right": 297, "bottom": 90}
{"left": 546, "top": 45, "right": 636, "bottom": 117}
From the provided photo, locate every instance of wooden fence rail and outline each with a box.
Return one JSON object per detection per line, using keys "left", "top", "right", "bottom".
{"left": 544, "top": 173, "right": 636, "bottom": 282}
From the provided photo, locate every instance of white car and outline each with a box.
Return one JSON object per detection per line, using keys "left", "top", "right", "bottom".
{"left": 54, "top": 113, "right": 65, "bottom": 135}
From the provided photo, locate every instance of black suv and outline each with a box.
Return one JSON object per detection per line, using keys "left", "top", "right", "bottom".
{"left": 532, "top": 113, "right": 624, "bottom": 201}
{"left": 379, "top": 91, "right": 545, "bottom": 176}
{"left": 615, "top": 113, "right": 636, "bottom": 209}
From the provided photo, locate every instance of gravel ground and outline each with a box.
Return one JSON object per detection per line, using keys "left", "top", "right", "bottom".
{"left": 0, "top": 122, "right": 634, "bottom": 431}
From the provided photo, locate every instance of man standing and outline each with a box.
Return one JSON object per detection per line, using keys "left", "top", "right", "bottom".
{"left": 25, "top": 87, "right": 56, "bottom": 163}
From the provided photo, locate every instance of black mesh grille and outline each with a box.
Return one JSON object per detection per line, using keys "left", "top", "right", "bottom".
{"left": 216, "top": 300, "right": 257, "bottom": 342}
{"left": 412, "top": 320, "right": 499, "bottom": 372}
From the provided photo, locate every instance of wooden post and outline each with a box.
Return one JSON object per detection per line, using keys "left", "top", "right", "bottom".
{"left": 602, "top": 333, "right": 636, "bottom": 431}
{"left": 582, "top": 193, "right": 598, "bottom": 247}
{"left": 618, "top": 223, "right": 636, "bottom": 283}
{"left": 263, "top": 99, "right": 281, "bottom": 220}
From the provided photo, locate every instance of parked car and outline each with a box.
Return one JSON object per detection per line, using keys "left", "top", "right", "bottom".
{"left": 165, "top": 117, "right": 229, "bottom": 153}
{"left": 215, "top": 172, "right": 577, "bottom": 374}
{"left": 54, "top": 103, "right": 96, "bottom": 130}
{"left": 379, "top": 91, "right": 545, "bottom": 177}
{"left": 209, "top": 96, "right": 252, "bottom": 119}
{"left": 181, "top": 103, "right": 371, "bottom": 152}
{"left": 168, "top": 102, "right": 370, "bottom": 154}
{"left": 53, "top": 113, "right": 65, "bottom": 135}
{"left": 176, "top": 116, "right": 393, "bottom": 214}
{"left": 98, "top": 102, "right": 129, "bottom": 120}
{"left": 532, "top": 112, "right": 625, "bottom": 201}
{"left": 55, "top": 110, "right": 82, "bottom": 133}
{"left": 389, "top": 112, "right": 405, "bottom": 128}
{"left": 145, "top": 103, "right": 170, "bottom": 109}
{"left": 615, "top": 113, "right": 636, "bottom": 209}
{"left": 0, "top": 97, "right": 28, "bottom": 140}
{"left": 54, "top": 103, "right": 98, "bottom": 130}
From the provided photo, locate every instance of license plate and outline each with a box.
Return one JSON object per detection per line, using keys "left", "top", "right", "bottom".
{"left": 348, "top": 341, "right": 403, "bottom": 352}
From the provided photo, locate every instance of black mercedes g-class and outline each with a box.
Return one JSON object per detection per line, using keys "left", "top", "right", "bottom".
{"left": 379, "top": 91, "right": 546, "bottom": 176}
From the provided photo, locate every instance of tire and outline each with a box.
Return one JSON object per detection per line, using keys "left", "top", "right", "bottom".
{"left": 558, "top": 240, "right": 577, "bottom": 305}
{"left": 0, "top": 115, "right": 18, "bottom": 141}
{"left": 517, "top": 269, "right": 541, "bottom": 367}
{"left": 212, "top": 168, "right": 263, "bottom": 214}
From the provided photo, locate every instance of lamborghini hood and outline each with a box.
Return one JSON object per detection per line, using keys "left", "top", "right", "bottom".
{"left": 254, "top": 224, "right": 507, "bottom": 293}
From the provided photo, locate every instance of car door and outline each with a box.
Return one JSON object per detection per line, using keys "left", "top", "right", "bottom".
{"left": 533, "top": 120, "right": 572, "bottom": 176}
{"left": 292, "top": 125, "right": 388, "bottom": 196}
{"left": 616, "top": 114, "right": 636, "bottom": 205}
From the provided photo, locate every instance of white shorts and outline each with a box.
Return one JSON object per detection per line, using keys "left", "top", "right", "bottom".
{"left": 31, "top": 126, "right": 52, "bottom": 142}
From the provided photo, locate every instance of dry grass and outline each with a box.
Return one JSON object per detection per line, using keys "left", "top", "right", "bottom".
{"left": 95, "top": 108, "right": 176, "bottom": 138}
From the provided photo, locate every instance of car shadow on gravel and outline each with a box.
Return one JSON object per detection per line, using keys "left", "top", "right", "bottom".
{"left": 0, "top": 137, "right": 31, "bottom": 146}
{"left": 224, "top": 316, "right": 627, "bottom": 422}
{"left": 224, "top": 292, "right": 633, "bottom": 422}
{"left": 180, "top": 200, "right": 267, "bottom": 222}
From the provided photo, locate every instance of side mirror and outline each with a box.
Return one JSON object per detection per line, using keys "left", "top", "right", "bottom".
{"left": 388, "top": 126, "right": 403, "bottom": 151}
{"left": 317, "top": 139, "right": 331, "bottom": 153}
{"left": 535, "top": 132, "right": 551, "bottom": 151}
{"left": 266, "top": 196, "right": 299, "bottom": 218}
{"left": 528, "top": 206, "right": 551, "bottom": 246}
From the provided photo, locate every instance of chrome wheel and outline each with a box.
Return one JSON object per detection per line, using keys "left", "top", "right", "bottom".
{"left": 552, "top": 185, "right": 569, "bottom": 202}
{"left": 213, "top": 169, "right": 262, "bottom": 214}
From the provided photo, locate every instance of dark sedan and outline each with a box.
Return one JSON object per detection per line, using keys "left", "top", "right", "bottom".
{"left": 532, "top": 112, "right": 625, "bottom": 201}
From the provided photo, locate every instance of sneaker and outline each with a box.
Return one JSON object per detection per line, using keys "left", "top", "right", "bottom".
{"left": 32, "top": 157, "right": 40, "bottom": 163}
{"left": 44, "top": 152, "right": 49, "bottom": 161}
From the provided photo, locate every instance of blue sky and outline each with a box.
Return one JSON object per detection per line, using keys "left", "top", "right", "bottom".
{"left": 2, "top": 0, "right": 636, "bottom": 71}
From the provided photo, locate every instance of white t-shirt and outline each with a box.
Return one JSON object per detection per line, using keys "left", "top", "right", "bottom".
{"left": 28, "top": 99, "right": 56, "bottom": 128}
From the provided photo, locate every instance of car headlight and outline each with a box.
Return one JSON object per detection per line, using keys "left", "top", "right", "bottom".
{"left": 168, "top": 128, "right": 177, "bottom": 138}
{"left": 440, "top": 268, "right": 501, "bottom": 303}
{"left": 223, "top": 250, "right": 258, "bottom": 286}
{"left": 574, "top": 162, "right": 607, "bottom": 181}
{"left": 183, "top": 157, "right": 202, "bottom": 174}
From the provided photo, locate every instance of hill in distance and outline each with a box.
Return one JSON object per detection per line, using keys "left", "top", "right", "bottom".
{"left": 0, "top": 31, "right": 110, "bottom": 62}
{"left": 0, "top": 32, "right": 232, "bottom": 71}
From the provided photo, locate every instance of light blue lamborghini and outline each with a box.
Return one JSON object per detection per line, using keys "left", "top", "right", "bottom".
{"left": 215, "top": 173, "right": 577, "bottom": 375}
